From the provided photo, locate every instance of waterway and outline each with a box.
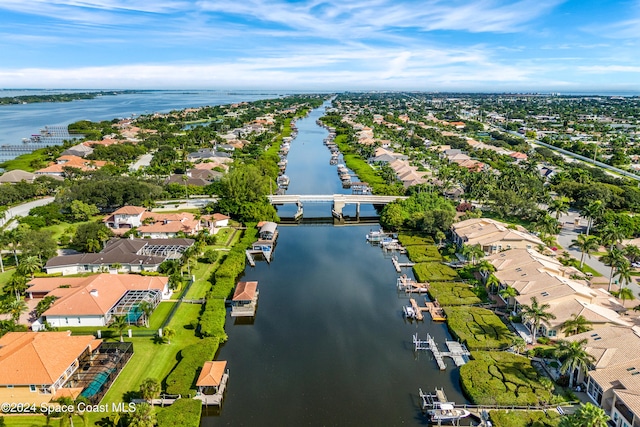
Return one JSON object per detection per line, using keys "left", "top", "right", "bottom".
{"left": 0, "top": 90, "right": 294, "bottom": 156}
{"left": 202, "top": 102, "right": 468, "bottom": 426}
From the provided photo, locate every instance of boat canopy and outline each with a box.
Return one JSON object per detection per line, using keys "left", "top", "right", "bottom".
{"left": 439, "top": 404, "right": 454, "bottom": 410}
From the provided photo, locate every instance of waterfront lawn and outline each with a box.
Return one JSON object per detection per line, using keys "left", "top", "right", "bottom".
{"left": 460, "top": 351, "right": 554, "bottom": 406}
{"left": 101, "top": 303, "right": 202, "bottom": 404}
{"left": 445, "top": 306, "right": 514, "bottom": 350}
{"left": 397, "top": 234, "right": 435, "bottom": 246}
{"left": 404, "top": 245, "right": 442, "bottom": 263}
{"left": 428, "top": 282, "right": 481, "bottom": 306}
{"left": 413, "top": 262, "right": 458, "bottom": 282}
{"left": 184, "top": 261, "right": 217, "bottom": 300}
{"left": 489, "top": 410, "right": 560, "bottom": 427}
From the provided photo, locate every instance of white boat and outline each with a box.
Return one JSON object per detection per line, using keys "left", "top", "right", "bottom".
{"left": 277, "top": 175, "right": 290, "bottom": 188}
{"left": 365, "top": 229, "right": 386, "bottom": 242}
{"left": 403, "top": 305, "right": 416, "bottom": 318}
{"left": 429, "top": 404, "right": 471, "bottom": 422}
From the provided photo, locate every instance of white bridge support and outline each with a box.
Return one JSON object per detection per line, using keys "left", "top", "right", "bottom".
{"left": 268, "top": 194, "right": 407, "bottom": 217}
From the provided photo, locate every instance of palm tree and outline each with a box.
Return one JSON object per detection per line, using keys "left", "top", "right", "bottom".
{"left": 512, "top": 336, "right": 527, "bottom": 355}
{"left": 520, "top": 296, "right": 557, "bottom": 342}
{"left": 17, "top": 255, "right": 42, "bottom": 279}
{"left": 570, "top": 234, "right": 599, "bottom": 268}
{"left": 601, "top": 247, "right": 627, "bottom": 292}
{"left": 547, "top": 196, "right": 570, "bottom": 220}
{"left": 86, "top": 238, "right": 101, "bottom": 253}
{"left": 3, "top": 273, "right": 28, "bottom": 300}
{"left": 612, "top": 287, "right": 635, "bottom": 307}
{"left": 128, "top": 402, "right": 156, "bottom": 427}
{"left": 476, "top": 260, "right": 496, "bottom": 277}
{"left": 462, "top": 244, "right": 484, "bottom": 265}
{"left": 111, "top": 315, "right": 129, "bottom": 343}
{"left": 3, "top": 298, "right": 28, "bottom": 323}
{"left": 499, "top": 286, "right": 518, "bottom": 311}
{"left": 598, "top": 223, "right": 626, "bottom": 252}
{"left": 435, "top": 230, "right": 446, "bottom": 247}
{"left": 614, "top": 260, "right": 633, "bottom": 289}
{"left": 555, "top": 339, "right": 595, "bottom": 389}
{"left": 139, "top": 378, "right": 161, "bottom": 406}
{"left": 138, "top": 301, "right": 154, "bottom": 328}
{"left": 163, "top": 326, "right": 176, "bottom": 345}
{"left": 580, "top": 200, "right": 604, "bottom": 236}
{"left": 485, "top": 274, "right": 501, "bottom": 295}
{"left": 561, "top": 314, "right": 592, "bottom": 336}
{"left": 561, "top": 402, "right": 609, "bottom": 427}
{"left": 623, "top": 244, "right": 640, "bottom": 263}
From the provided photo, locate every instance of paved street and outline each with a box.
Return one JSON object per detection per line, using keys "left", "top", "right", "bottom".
{"left": 0, "top": 196, "right": 55, "bottom": 230}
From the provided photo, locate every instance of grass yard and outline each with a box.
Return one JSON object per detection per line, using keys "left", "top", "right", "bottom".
{"left": 460, "top": 351, "right": 555, "bottom": 406}
{"left": 428, "top": 282, "right": 482, "bottom": 306}
{"left": 101, "top": 303, "right": 202, "bottom": 404}
{"left": 0, "top": 268, "right": 16, "bottom": 296}
{"left": 445, "top": 306, "right": 514, "bottom": 350}
{"left": 404, "top": 245, "right": 442, "bottom": 263}
{"left": 185, "top": 261, "right": 217, "bottom": 300}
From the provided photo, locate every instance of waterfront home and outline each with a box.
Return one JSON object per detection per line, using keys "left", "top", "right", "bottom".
{"left": 566, "top": 326, "right": 640, "bottom": 426}
{"left": 231, "top": 281, "right": 259, "bottom": 317}
{"left": 27, "top": 274, "right": 169, "bottom": 328}
{"left": 34, "top": 155, "right": 107, "bottom": 177}
{"left": 103, "top": 205, "right": 146, "bottom": 230}
{"left": 201, "top": 213, "right": 230, "bottom": 228}
{"left": 451, "top": 218, "right": 543, "bottom": 254}
{"left": 44, "top": 238, "right": 194, "bottom": 275}
{"left": 0, "top": 332, "right": 102, "bottom": 405}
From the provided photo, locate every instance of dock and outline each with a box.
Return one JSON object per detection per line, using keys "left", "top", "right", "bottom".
{"left": 396, "top": 276, "right": 429, "bottom": 293}
{"left": 194, "top": 370, "right": 229, "bottom": 406}
{"left": 392, "top": 256, "right": 415, "bottom": 273}
{"left": 405, "top": 298, "right": 424, "bottom": 320}
{"left": 245, "top": 250, "right": 256, "bottom": 267}
{"left": 419, "top": 388, "right": 451, "bottom": 409}
{"left": 424, "top": 301, "right": 446, "bottom": 321}
{"left": 413, "top": 333, "right": 470, "bottom": 370}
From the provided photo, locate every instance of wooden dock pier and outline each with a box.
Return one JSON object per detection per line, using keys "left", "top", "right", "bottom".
{"left": 396, "top": 276, "right": 429, "bottom": 293}
{"left": 392, "top": 256, "right": 415, "bottom": 273}
{"left": 408, "top": 298, "right": 424, "bottom": 320}
{"left": 424, "top": 300, "right": 446, "bottom": 321}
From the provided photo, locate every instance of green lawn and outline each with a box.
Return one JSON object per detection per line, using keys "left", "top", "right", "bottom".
{"left": 0, "top": 268, "right": 16, "bottom": 296}
{"left": 101, "top": 303, "right": 202, "bottom": 404}
{"left": 185, "top": 262, "right": 217, "bottom": 300}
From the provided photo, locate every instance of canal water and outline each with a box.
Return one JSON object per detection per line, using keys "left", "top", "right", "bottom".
{"left": 202, "top": 103, "right": 468, "bottom": 426}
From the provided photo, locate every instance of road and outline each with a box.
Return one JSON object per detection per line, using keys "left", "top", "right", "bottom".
{"left": 0, "top": 196, "right": 55, "bottom": 230}
{"left": 556, "top": 210, "right": 640, "bottom": 297}
{"left": 129, "top": 152, "right": 154, "bottom": 171}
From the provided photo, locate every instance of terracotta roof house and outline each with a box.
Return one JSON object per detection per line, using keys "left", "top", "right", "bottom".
{"left": 201, "top": 213, "right": 230, "bottom": 228}
{"left": 103, "top": 206, "right": 147, "bottom": 230}
{"left": 451, "top": 218, "right": 543, "bottom": 254}
{"left": 231, "top": 281, "right": 259, "bottom": 317}
{"left": 571, "top": 326, "right": 640, "bottom": 426}
{"left": 137, "top": 212, "right": 202, "bottom": 238}
{"left": 35, "top": 155, "right": 107, "bottom": 177}
{"left": 27, "top": 274, "right": 169, "bottom": 328}
{"left": 44, "top": 238, "right": 194, "bottom": 275}
{"left": 196, "top": 361, "right": 229, "bottom": 396}
{"left": 0, "top": 332, "right": 101, "bottom": 405}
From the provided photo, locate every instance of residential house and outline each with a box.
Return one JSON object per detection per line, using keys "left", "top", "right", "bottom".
{"left": 567, "top": 326, "right": 640, "bottom": 426}
{"left": 0, "top": 332, "right": 102, "bottom": 405}
{"left": 60, "top": 143, "right": 94, "bottom": 158}
{"left": 201, "top": 213, "right": 230, "bottom": 228}
{"left": 451, "top": 218, "right": 543, "bottom": 254}
{"left": 44, "top": 238, "right": 194, "bottom": 275}
{"left": 27, "top": 273, "right": 170, "bottom": 327}
{"left": 0, "top": 169, "right": 36, "bottom": 184}
{"left": 35, "top": 155, "right": 107, "bottom": 177}
{"left": 103, "top": 206, "right": 146, "bottom": 230}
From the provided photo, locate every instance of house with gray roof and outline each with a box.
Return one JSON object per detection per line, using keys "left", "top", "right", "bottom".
{"left": 44, "top": 238, "right": 194, "bottom": 275}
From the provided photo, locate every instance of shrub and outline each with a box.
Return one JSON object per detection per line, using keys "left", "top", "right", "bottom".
{"left": 428, "top": 282, "right": 481, "bottom": 306}
{"left": 156, "top": 398, "right": 202, "bottom": 427}
{"left": 165, "top": 338, "right": 219, "bottom": 396}
{"left": 404, "top": 245, "right": 442, "bottom": 263}
{"left": 413, "top": 262, "right": 458, "bottom": 282}
{"left": 489, "top": 410, "right": 560, "bottom": 427}
{"left": 398, "top": 234, "right": 436, "bottom": 246}
{"left": 445, "top": 307, "right": 514, "bottom": 350}
{"left": 460, "top": 352, "right": 553, "bottom": 406}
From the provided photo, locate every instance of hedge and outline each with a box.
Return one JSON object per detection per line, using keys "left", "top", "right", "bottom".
{"left": 428, "top": 282, "right": 481, "bottom": 306}
{"left": 404, "top": 245, "right": 442, "bottom": 263}
{"left": 460, "top": 352, "right": 553, "bottom": 406}
{"left": 199, "top": 298, "right": 227, "bottom": 339}
{"left": 413, "top": 262, "right": 458, "bottom": 282}
{"left": 165, "top": 338, "right": 219, "bottom": 396}
{"left": 488, "top": 410, "right": 560, "bottom": 427}
{"left": 397, "top": 234, "right": 436, "bottom": 246}
{"left": 157, "top": 398, "right": 202, "bottom": 427}
{"left": 445, "top": 306, "right": 514, "bottom": 350}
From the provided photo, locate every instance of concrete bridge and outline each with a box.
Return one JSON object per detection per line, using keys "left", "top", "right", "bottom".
{"left": 267, "top": 194, "right": 407, "bottom": 217}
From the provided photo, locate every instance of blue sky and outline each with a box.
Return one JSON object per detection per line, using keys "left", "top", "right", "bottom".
{"left": 0, "top": 0, "right": 639, "bottom": 92}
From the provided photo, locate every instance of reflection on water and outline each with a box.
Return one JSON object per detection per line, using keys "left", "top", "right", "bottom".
{"left": 203, "top": 106, "right": 469, "bottom": 426}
